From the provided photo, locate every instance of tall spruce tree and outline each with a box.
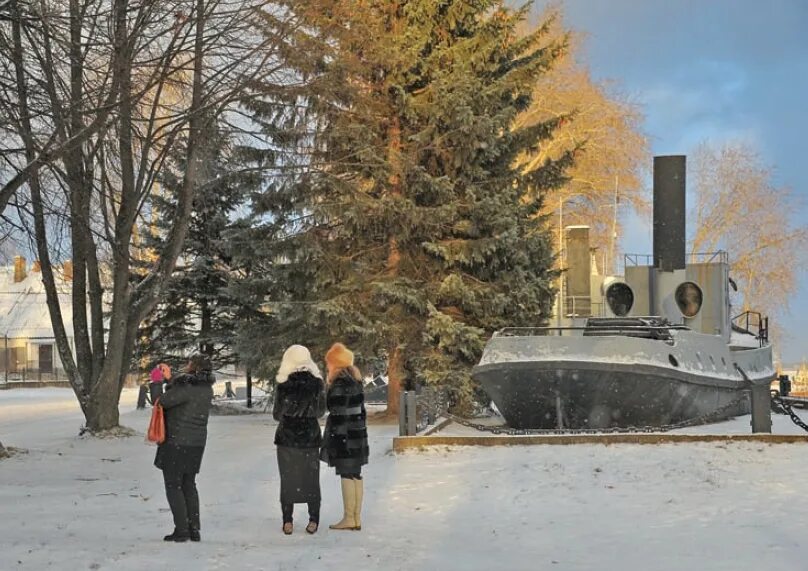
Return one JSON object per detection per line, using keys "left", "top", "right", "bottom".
{"left": 137, "top": 120, "right": 256, "bottom": 371}
{"left": 242, "top": 0, "right": 572, "bottom": 413}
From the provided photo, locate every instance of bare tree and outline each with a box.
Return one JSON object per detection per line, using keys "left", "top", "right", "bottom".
{"left": 690, "top": 141, "right": 808, "bottom": 328}
{"left": 515, "top": 11, "right": 649, "bottom": 273}
{"left": 1, "top": 0, "right": 282, "bottom": 431}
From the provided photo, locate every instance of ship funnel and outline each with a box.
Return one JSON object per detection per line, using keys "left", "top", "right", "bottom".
{"left": 653, "top": 155, "right": 686, "bottom": 271}
{"left": 651, "top": 155, "right": 687, "bottom": 323}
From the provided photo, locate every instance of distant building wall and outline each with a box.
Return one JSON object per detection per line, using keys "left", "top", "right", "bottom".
{"left": 1, "top": 336, "right": 70, "bottom": 384}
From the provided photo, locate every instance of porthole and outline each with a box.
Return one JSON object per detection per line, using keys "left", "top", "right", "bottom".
{"left": 606, "top": 282, "right": 634, "bottom": 317}
{"left": 669, "top": 354, "right": 679, "bottom": 367}
{"left": 675, "top": 281, "right": 703, "bottom": 318}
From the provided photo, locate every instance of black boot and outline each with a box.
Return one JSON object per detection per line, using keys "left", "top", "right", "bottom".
{"left": 189, "top": 523, "right": 200, "bottom": 542}
{"left": 164, "top": 529, "right": 190, "bottom": 542}
{"left": 163, "top": 471, "right": 190, "bottom": 542}
{"left": 307, "top": 500, "right": 320, "bottom": 534}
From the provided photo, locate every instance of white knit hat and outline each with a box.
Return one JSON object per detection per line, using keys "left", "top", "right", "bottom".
{"left": 276, "top": 345, "right": 321, "bottom": 383}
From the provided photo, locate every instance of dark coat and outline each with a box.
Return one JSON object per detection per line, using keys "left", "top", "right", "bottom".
{"left": 320, "top": 369, "right": 369, "bottom": 468}
{"left": 158, "top": 371, "right": 215, "bottom": 447}
{"left": 154, "top": 371, "right": 215, "bottom": 474}
{"left": 273, "top": 371, "right": 326, "bottom": 448}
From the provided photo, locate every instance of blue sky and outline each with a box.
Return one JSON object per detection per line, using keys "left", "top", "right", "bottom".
{"left": 531, "top": 0, "right": 808, "bottom": 363}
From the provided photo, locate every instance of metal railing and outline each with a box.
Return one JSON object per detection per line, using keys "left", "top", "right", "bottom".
{"left": 624, "top": 253, "right": 654, "bottom": 267}
{"left": 0, "top": 366, "right": 69, "bottom": 384}
{"left": 399, "top": 387, "right": 451, "bottom": 436}
{"left": 688, "top": 251, "right": 729, "bottom": 264}
{"left": 563, "top": 296, "right": 606, "bottom": 318}
{"left": 731, "top": 310, "right": 769, "bottom": 345}
{"left": 495, "top": 320, "right": 690, "bottom": 339}
{"left": 623, "top": 251, "right": 729, "bottom": 267}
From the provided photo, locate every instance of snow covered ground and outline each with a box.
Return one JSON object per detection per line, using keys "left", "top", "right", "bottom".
{"left": 2, "top": 388, "right": 808, "bottom": 570}
{"left": 440, "top": 408, "right": 808, "bottom": 436}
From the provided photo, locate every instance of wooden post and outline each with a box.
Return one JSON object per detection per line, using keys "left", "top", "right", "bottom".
{"left": 750, "top": 384, "right": 772, "bottom": 433}
{"left": 555, "top": 390, "right": 564, "bottom": 429}
{"left": 399, "top": 391, "right": 417, "bottom": 436}
{"left": 137, "top": 384, "right": 148, "bottom": 409}
{"left": 246, "top": 368, "right": 252, "bottom": 409}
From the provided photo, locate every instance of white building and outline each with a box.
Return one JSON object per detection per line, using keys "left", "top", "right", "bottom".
{"left": 0, "top": 256, "right": 76, "bottom": 384}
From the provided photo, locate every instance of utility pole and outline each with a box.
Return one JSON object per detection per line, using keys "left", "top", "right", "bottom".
{"left": 610, "top": 174, "right": 619, "bottom": 275}
{"left": 557, "top": 196, "right": 563, "bottom": 328}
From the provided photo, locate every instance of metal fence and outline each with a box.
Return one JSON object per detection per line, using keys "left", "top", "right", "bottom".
{"left": 399, "top": 386, "right": 451, "bottom": 436}
{"left": 0, "top": 363, "right": 69, "bottom": 384}
{"left": 1, "top": 336, "right": 70, "bottom": 386}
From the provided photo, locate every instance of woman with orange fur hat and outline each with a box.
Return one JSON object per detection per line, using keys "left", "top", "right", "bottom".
{"left": 320, "top": 342, "right": 369, "bottom": 530}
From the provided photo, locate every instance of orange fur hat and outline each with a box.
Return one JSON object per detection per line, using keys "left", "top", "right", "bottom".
{"left": 325, "top": 342, "right": 354, "bottom": 371}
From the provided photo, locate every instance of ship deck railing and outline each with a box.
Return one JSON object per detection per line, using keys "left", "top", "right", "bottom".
{"left": 623, "top": 251, "right": 729, "bottom": 267}
{"left": 496, "top": 323, "right": 691, "bottom": 339}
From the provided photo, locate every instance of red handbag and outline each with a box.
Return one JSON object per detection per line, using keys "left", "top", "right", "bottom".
{"left": 147, "top": 402, "right": 166, "bottom": 444}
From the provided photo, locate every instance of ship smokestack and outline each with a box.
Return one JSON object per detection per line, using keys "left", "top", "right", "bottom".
{"left": 653, "top": 155, "right": 686, "bottom": 271}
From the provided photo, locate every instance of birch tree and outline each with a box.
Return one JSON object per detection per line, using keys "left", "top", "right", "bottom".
{"left": 515, "top": 11, "right": 649, "bottom": 273}
{"left": 690, "top": 141, "right": 808, "bottom": 324}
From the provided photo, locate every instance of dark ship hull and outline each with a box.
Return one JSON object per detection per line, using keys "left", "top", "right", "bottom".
{"left": 471, "top": 326, "right": 774, "bottom": 430}
{"left": 474, "top": 360, "right": 747, "bottom": 430}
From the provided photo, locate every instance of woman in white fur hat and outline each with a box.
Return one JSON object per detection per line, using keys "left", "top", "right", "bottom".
{"left": 273, "top": 345, "right": 326, "bottom": 535}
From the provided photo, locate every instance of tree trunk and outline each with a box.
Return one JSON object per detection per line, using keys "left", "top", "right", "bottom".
{"left": 10, "top": 0, "right": 87, "bottom": 411}
{"left": 386, "top": 343, "right": 404, "bottom": 416}
{"left": 384, "top": 111, "right": 404, "bottom": 415}
{"left": 200, "top": 299, "right": 213, "bottom": 356}
{"left": 67, "top": 0, "right": 95, "bottom": 390}
{"left": 85, "top": 379, "right": 121, "bottom": 431}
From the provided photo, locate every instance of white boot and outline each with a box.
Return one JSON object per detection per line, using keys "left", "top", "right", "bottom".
{"left": 353, "top": 478, "right": 363, "bottom": 531}
{"left": 329, "top": 478, "right": 357, "bottom": 530}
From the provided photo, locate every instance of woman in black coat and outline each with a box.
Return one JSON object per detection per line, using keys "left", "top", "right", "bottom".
{"left": 154, "top": 353, "right": 215, "bottom": 543}
{"left": 273, "top": 345, "right": 326, "bottom": 535}
{"left": 321, "top": 342, "right": 369, "bottom": 531}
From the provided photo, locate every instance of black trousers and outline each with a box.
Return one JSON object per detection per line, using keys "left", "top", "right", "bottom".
{"left": 163, "top": 471, "right": 200, "bottom": 533}
{"left": 281, "top": 501, "right": 320, "bottom": 524}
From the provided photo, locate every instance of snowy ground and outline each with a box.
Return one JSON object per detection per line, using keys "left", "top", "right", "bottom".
{"left": 2, "top": 388, "right": 808, "bottom": 570}
{"left": 439, "top": 408, "right": 808, "bottom": 436}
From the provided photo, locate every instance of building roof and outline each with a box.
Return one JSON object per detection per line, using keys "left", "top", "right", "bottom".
{"left": 0, "top": 265, "right": 75, "bottom": 338}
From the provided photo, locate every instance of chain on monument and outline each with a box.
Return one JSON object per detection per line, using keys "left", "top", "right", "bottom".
{"left": 443, "top": 395, "right": 748, "bottom": 436}
{"left": 771, "top": 394, "right": 808, "bottom": 433}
